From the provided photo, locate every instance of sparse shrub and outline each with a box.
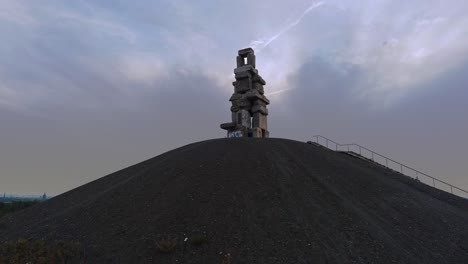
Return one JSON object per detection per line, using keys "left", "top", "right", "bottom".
{"left": 190, "top": 233, "right": 209, "bottom": 246}
{"left": 156, "top": 237, "right": 178, "bottom": 253}
{"left": 0, "top": 201, "right": 39, "bottom": 218}
{"left": 0, "top": 239, "right": 83, "bottom": 263}
{"left": 221, "top": 253, "right": 232, "bottom": 264}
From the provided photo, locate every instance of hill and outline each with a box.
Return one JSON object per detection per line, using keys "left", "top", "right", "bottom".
{"left": 0, "top": 138, "right": 467, "bottom": 263}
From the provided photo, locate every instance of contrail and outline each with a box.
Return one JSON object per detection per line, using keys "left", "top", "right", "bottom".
{"left": 268, "top": 88, "right": 295, "bottom": 96}
{"left": 249, "top": 1, "right": 325, "bottom": 52}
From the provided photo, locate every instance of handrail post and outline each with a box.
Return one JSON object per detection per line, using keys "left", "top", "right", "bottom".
{"left": 310, "top": 135, "right": 468, "bottom": 198}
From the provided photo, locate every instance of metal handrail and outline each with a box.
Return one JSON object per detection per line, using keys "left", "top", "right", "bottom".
{"left": 312, "top": 135, "right": 468, "bottom": 197}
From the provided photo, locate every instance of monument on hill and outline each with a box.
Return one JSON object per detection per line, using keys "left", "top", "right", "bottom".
{"left": 220, "top": 48, "right": 270, "bottom": 138}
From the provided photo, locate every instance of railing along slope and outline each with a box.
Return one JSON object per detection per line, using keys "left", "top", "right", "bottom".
{"left": 311, "top": 135, "right": 468, "bottom": 198}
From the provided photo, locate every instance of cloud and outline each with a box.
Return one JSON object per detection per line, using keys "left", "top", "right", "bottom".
{"left": 338, "top": 11, "right": 468, "bottom": 105}
{"left": 273, "top": 0, "right": 468, "bottom": 106}
{"left": 249, "top": 1, "right": 325, "bottom": 52}
{"left": 1, "top": 0, "right": 468, "bottom": 194}
{"left": 2, "top": 0, "right": 467, "bottom": 112}
{"left": 267, "top": 88, "right": 296, "bottom": 96}
{"left": 0, "top": 0, "right": 37, "bottom": 26}
{"left": 54, "top": 10, "right": 137, "bottom": 44}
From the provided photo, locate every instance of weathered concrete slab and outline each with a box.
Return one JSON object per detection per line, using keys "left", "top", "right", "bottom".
{"left": 236, "top": 109, "right": 251, "bottom": 128}
{"left": 235, "top": 79, "right": 251, "bottom": 93}
{"left": 253, "top": 112, "right": 268, "bottom": 130}
{"left": 220, "top": 47, "right": 270, "bottom": 138}
{"left": 238, "top": 47, "right": 254, "bottom": 56}
{"left": 253, "top": 83, "right": 264, "bottom": 94}
{"left": 234, "top": 65, "right": 257, "bottom": 74}
{"left": 220, "top": 122, "right": 236, "bottom": 129}
{"left": 252, "top": 75, "right": 266, "bottom": 85}
{"left": 247, "top": 53, "right": 256, "bottom": 68}
{"left": 249, "top": 127, "right": 263, "bottom": 138}
{"left": 252, "top": 105, "right": 268, "bottom": 115}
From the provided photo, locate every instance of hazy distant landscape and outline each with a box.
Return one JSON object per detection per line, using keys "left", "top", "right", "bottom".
{"left": 1, "top": 0, "right": 468, "bottom": 263}
{"left": 0, "top": 200, "right": 39, "bottom": 218}
{"left": 1, "top": 139, "right": 467, "bottom": 263}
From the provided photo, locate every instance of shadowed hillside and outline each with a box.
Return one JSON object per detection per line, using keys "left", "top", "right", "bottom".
{"left": 0, "top": 138, "right": 467, "bottom": 263}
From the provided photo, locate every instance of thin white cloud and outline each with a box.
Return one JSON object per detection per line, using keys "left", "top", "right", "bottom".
{"left": 278, "top": 0, "right": 468, "bottom": 106}
{"left": 267, "top": 88, "right": 295, "bottom": 96}
{"left": 0, "top": 85, "right": 18, "bottom": 109}
{"left": 0, "top": 0, "right": 37, "bottom": 26}
{"left": 338, "top": 7, "right": 468, "bottom": 105}
{"left": 249, "top": 1, "right": 325, "bottom": 52}
{"left": 116, "top": 53, "right": 168, "bottom": 85}
{"left": 1, "top": 0, "right": 468, "bottom": 111}
{"left": 52, "top": 9, "right": 137, "bottom": 44}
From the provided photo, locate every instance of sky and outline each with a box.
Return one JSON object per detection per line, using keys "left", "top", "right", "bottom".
{"left": 0, "top": 0, "right": 467, "bottom": 196}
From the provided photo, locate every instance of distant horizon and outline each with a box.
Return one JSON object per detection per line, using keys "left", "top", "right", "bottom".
{"left": 1, "top": 193, "right": 53, "bottom": 197}
{"left": 1, "top": 0, "right": 468, "bottom": 194}
{"left": 2, "top": 135, "right": 468, "bottom": 199}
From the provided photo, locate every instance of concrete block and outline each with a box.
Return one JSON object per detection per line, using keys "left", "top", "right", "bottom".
{"left": 236, "top": 109, "right": 251, "bottom": 128}
{"left": 238, "top": 47, "right": 254, "bottom": 56}
{"left": 236, "top": 56, "right": 244, "bottom": 68}
{"left": 235, "top": 79, "right": 251, "bottom": 93}
{"left": 228, "top": 130, "right": 244, "bottom": 138}
{"left": 249, "top": 127, "right": 263, "bottom": 138}
{"left": 231, "top": 97, "right": 251, "bottom": 109}
{"left": 230, "top": 104, "right": 239, "bottom": 113}
{"left": 252, "top": 75, "right": 266, "bottom": 85}
{"left": 246, "top": 90, "right": 270, "bottom": 104}
{"left": 253, "top": 112, "right": 268, "bottom": 130}
{"left": 247, "top": 53, "right": 256, "bottom": 68}
{"left": 251, "top": 105, "right": 268, "bottom": 115}
{"left": 229, "top": 93, "right": 242, "bottom": 101}
{"left": 253, "top": 100, "right": 267, "bottom": 106}
{"left": 245, "top": 90, "right": 260, "bottom": 100}
{"left": 238, "top": 98, "right": 252, "bottom": 109}
{"left": 220, "top": 122, "right": 236, "bottom": 130}
{"left": 253, "top": 83, "right": 264, "bottom": 94}
{"left": 235, "top": 70, "right": 251, "bottom": 79}
{"left": 221, "top": 47, "right": 271, "bottom": 139}
{"left": 234, "top": 65, "right": 257, "bottom": 75}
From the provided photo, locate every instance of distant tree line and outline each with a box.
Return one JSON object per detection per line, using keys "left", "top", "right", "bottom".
{"left": 0, "top": 201, "right": 39, "bottom": 218}
{"left": 0, "top": 239, "right": 83, "bottom": 263}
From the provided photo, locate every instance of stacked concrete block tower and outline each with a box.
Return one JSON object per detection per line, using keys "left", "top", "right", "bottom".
{"left": 220, "top": 48, "right": 270, "bottom": 138}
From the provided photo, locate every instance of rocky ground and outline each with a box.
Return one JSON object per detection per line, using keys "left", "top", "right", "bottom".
{"left": 1, "top": 138, "right": 467, "bottom": 263}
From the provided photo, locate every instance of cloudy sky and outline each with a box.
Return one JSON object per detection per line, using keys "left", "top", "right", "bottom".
{"left": 1, "top": 0, "right": 467, "bottom": 196}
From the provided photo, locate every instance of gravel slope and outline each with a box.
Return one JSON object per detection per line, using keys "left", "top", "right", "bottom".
{"left": 1, "top": 138, "right": 467, "bottom": 263}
